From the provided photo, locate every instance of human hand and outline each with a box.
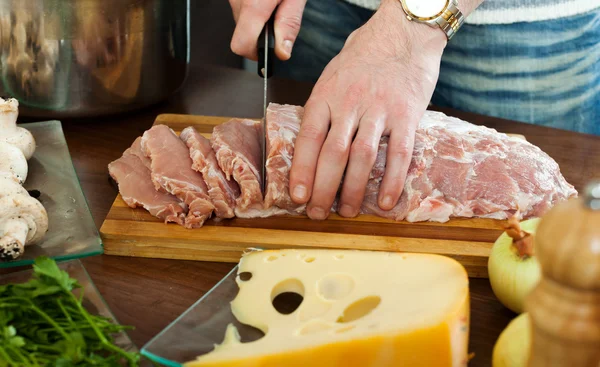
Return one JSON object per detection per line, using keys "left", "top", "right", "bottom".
{"left": 288, "top": 0, "right": 448, "bottom": 220}
{"left": 228, "top": 0, "right": 307, "bottom": 61}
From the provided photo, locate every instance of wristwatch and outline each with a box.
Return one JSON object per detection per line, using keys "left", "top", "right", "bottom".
{"left": 399, "top": 0, "right": 465, "bottom": 40}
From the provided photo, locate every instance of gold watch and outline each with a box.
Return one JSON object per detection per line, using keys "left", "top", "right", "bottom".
{"left": 399, "top": 0, "right": 465, "bottom": 40}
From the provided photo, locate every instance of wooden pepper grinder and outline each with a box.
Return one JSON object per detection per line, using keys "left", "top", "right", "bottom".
{"left": 525, "top": 181, "right": 600, "bottom": 367}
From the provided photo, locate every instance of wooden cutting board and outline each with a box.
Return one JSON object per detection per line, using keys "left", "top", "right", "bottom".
{"left": 100, "top": 114, "right": 521, "bottom": 278}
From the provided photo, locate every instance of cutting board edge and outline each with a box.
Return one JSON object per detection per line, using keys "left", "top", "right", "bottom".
{"left": 100, "top": 234, "right": 491, "bottom": 279}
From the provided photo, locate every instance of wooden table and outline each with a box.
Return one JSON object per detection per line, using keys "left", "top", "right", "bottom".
{"left": 11, "top": 63, "right": 600, "bottom": 366}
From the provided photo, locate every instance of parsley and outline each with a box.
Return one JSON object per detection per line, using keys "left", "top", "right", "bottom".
{"left": 0, "top": 257, "right": 142, "bottom": 366}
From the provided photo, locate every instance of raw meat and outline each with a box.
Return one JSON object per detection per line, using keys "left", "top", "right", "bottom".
{"left": 262, "top": 103, "right": 577, "bottom": 222}
{"left": 142, "top": 124, "right": 215, "bottom": 228}
{"left": 180, "top": 126, "right": 240, "bottom": 219}
{"left": 127, "top": 136, "right": 152, "bottom": 171}
{"left": 108, "top": 139, "right": 186, "bottom": 225}
{"left": 109, "top": 105, "right": 577, "bottom": 225}
{"left": 264, "top": 104, "right": 307, "bottom": 215}
{"left": 211, "top": 118, "right": 289, "bottom": 218}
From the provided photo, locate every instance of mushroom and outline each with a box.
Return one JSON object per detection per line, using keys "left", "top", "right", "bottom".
{"left": 0, "top": 97, "right": 36, "bottom": 160}
{"left": 0, "top": 142, "right": 28, "bottom": 184}
{"left": 0, "top": 172, "right": 48, "bottom": 260}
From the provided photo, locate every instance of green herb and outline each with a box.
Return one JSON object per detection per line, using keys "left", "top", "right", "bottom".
{"left": 0, "top": 257, "right": 141, "bottom": 366}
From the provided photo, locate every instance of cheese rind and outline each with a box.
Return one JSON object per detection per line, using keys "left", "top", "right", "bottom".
{"left": 185, "top": 249, "right": 470, "bottom": 367}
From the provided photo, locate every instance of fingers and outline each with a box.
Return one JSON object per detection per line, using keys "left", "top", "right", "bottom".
{"left": 306, "top": 111, "right": 359, "bottom": 220}
{"left": 338, "top": 109, "right": 385, "bottom": 217}
{"left": 274, "top": 0, "right": 307, "bottom": 60}
{"left": 289, "top": 99, "right": 331, "bottom": 205}
{"left": 378, "top": 118, "right": 417, "bottom": 210}
{"left": 230, "top": 0, "right": 277, "bottom": 60}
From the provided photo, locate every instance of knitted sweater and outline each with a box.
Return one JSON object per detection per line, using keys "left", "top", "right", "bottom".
{"left": 344, "top": 0, "right": 600, "bottom": 24}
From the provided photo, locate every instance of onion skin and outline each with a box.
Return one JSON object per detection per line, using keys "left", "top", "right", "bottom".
{"left": 492, "top": 312, "right": 531, "bottom": 367}
{"left": 488, "top": 218, "right": 541, "bottom": 314}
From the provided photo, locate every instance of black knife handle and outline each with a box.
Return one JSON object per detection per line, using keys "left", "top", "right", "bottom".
{"left": 258, "top": 12, "right": 276, "bottom": 78}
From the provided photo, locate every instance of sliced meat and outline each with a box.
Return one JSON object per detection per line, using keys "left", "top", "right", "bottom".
{"left": 264, "top": 104, "right": 306, "bottom": 215}
{"left": 108, "top": 144, "right": 186, "bottom": 225}
{"left": 141, "top": 124, "right": 215, "bottom": 228}
{"left": 180, "top": 126, "right": 240, "bottom": 219}
{"left": 263, "top": 103, "right": 577, "bottom": 222}
{"left": 109, "top": 104, "right": 577, "bottom": 225}
{"left": 127, "top": 137, "right": 152, "bottom": 171}
{"left": 211, "top": 118, "right": 273, "bottom": 218}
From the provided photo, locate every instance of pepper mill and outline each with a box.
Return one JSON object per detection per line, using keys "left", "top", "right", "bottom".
{"left": 525, "top": 181, "right": 600, "bottom": 367}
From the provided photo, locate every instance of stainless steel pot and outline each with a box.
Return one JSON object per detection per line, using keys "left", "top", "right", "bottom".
{"left": 0, "top": 0, "right": 189, "bottom": 118}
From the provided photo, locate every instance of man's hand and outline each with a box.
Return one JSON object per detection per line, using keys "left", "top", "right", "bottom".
{"left": 228, "top": 0, "right": 307, "bottom": 61}
{"left": 288, "top": 0, "right": 448, "bottom": 220}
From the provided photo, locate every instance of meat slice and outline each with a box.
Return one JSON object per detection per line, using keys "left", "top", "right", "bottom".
{"left": 108, "top": 140, "right": 186, "bottom": 225}
{"left": 264, "top": 104, "right": 306, "bottom": 215}
{"left": 180, "top": 126, "right": 240, "bottom": 219}
{"left": 211, "top": 118, "right": 287, "bottom": 218}
{"left": 142, "top": 124, "right": 215, "bottom": 228}
{"left": 126, "top": 136, "right": 152, "bottom": 171}
{"left": 264, "top": 103, "right": 577, "bottom": 222}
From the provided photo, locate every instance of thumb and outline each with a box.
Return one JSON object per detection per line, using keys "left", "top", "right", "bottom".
{"left": 274, "top": 0, "right": 307, "bottom": 60}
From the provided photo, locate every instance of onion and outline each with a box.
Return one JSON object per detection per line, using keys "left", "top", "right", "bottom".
{"left": 492, "top": 312, "right": 531, "bottom": 367}
{"left": 488, "top": 214, "right": 541, "bottom": 314}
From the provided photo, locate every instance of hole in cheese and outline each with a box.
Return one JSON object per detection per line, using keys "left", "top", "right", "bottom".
{"left": 337, "top": 296, "right": 381, "bottom": 323}
{"left": 266, "top": 255, "right": 278, "bottom": 262}
{"left": 317, "top": 273, "right": 355, "bottom": 301}
{"left": 239, "top": 272, "right": 252, "bottom": 281}
{"left": 272, "top": 292, "right": 304, "bottom": 315}
{"left": 230, "top": 319, "right": 266, "bottom": 343}
{"left": 334, "top": 254, "right": 344, "bottom": 260}
{"left": 271, "top": 278, "right": 305, "bottom": 315}
{"left": 304, "top": 257, "right": 316, "bottom": 263}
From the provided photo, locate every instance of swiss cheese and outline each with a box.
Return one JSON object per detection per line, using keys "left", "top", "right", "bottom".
{"left": 185, "top": 249, "right": 470, "bottom": 367}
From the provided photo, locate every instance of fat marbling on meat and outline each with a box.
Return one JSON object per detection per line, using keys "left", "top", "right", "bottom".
{"left": 263, "top": 103, "right": 577, "bottom": 222}
{"left": 108, "top": 137, "right": 186, "bottom": 225}
{"left": 142, "top": 124, "right": 215, "bottom": 228}
{"left": 210, "top": 118, "right": 292, "bottom": 218}
{"left": 180, "top": 126, "right": 240, "bottom": 219}
{"left": 264, "top": 104, "right": 307, "bottom": 215}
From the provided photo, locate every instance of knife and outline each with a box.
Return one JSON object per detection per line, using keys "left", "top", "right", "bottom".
{"left": 258, "top": 12, "right": 275, "bottom": 195}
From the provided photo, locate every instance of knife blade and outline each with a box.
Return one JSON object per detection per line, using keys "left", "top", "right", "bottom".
{"left": 258, "top": 12, "right": 275, "bottom": 195}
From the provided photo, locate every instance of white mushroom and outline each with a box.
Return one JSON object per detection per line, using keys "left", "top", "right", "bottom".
{"left": 0, "top": 172, "right": 48, "bottom": 261}
{"left": 0, "top": 142, "right": 28, "bottom": 184}
{"left": 0, "top": 98, "right": 36, "bottom": 160}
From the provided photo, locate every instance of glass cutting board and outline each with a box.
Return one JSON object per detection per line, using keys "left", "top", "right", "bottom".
{"left": 141, "top": 265, "right": 265, "bottom": 366}
{"left": 0, "top": 120, "right": 102, "bottom": 268}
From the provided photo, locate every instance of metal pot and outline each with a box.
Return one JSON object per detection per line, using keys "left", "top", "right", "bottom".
{"left": 0, "top": 0, "right": 189, "bottom": 118}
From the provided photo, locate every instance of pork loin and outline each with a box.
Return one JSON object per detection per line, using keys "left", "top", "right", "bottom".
{"left": 108, "top": 138, "right": 187, "bottom": 225}
{"left": 180, "top": 126, "right": 240, "bottom": 219}
{"left": 141, "top": 124, "right": 215, "bottom": 228}
{"left": 262, "top": 103, "right": 577, "bottom": 222}
{"left": 264, "top": 104, "right": 307, "bottom": 215}
{"left": 211, "top": 118, "right": 290, "bottom": 218}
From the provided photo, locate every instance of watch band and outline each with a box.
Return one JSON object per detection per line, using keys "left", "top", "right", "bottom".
{"left": 436, "top": 1, "right": 464, "bottom": 40}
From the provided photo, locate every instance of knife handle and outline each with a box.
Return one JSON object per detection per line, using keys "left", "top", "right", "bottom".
{"left": 258, "top": 12, "right": 276, "bottom": 78}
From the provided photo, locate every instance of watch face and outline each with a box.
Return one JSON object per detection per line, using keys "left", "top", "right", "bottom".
{"left": 403, "top": 0, "right": 448, "bottom": 19}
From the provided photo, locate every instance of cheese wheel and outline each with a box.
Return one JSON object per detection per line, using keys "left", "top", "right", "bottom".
{"left": 186, "top": 249, "right": 470, "bottom": 367}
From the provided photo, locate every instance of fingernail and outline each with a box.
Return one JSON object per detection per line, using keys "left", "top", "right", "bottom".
{"left": 381, "top": 195, "right": 393, "bottom": 209}
{"left": 283, "top": 40, "right": 293, "bottom": 56}
{"left": 339, "top": 204, "right": 356, "bottom": 218}
{"left": 310, "top": 207, "right": 327, "bottom": 220}
{"left": 293, "top": 185, "right": 307, "bottom": 201}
